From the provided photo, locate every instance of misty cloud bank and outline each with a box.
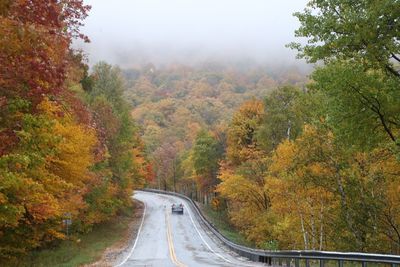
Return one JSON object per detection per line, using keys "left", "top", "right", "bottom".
{"left": 76, "top": 0, "right": 310, "bottom": 67}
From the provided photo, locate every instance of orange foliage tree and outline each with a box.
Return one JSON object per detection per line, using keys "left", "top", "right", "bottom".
{"left": 0, "top": 1, "right": 148, "bottom": 262}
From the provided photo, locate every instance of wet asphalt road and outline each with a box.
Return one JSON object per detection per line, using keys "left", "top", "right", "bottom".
{"left": 116, "top": 191, "right": 265, "bottom": 267}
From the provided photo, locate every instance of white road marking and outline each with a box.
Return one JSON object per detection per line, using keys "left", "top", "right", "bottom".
{"left": 115, "top": 202, "right": 147, "bottom": 267}
{"left": 186, "top": 203, "right": 259, "bottom": 267}
{"left": 186, "top": 205, "right": 234, "bottom": 263}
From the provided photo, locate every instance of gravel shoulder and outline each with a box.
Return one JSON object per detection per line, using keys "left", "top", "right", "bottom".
{"left": 84, "top": 199, "right": 145, "bottom": 267}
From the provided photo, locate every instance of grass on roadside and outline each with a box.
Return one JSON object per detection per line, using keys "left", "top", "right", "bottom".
{"left": 11, "top": 206, "right": 136, "bottom": 267}
{"left": 199, "top": 204, "right": 254, "bottom": 248}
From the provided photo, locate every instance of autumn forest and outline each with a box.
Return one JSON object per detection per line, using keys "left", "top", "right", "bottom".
{"left": 1, "top": 0, "right": 400, "bottom": 264}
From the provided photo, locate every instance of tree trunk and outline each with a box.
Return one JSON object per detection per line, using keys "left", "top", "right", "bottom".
{"left": 287, "top": 119, "right": 292, "bottom": 140}
{"left": 311, "top": 213, "right": 316, "bottom": 250}
{"left": 300, "top": 213, "right": 308, "bottom": 250}
{"left": 319, "top": 203, "right": 324, "bottom": 250}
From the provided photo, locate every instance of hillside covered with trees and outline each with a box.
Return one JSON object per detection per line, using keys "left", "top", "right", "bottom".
{"left": 1, "top": 0, "right": 399, "bottom": 263}
{"left": 123, "top": 63, "right": 308, "bottom": 194}
{"left": 125, "top": 0, "right": 400, "bottom": 254}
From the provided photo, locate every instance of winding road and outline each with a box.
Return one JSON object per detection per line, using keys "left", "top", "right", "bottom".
{"left": 115, "top": 191, "right": 264, "bottom": 267}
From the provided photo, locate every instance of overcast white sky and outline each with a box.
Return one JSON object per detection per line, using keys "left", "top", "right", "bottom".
{"left": 77, "top": 0, "right": 309, "bottom": 67}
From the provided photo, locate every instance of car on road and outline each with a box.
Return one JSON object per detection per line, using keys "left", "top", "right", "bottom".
{"left": 171, "top": 203, "right": 184, "bottom": 214}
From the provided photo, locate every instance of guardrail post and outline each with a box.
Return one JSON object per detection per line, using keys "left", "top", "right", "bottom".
{"left": 338, "top": 260, "right": 343, "bottom": 267}
{"left": 392, "top": 264, "right": 398, "bottom": 267}
{"left": 320, "top": 259, "right": 324, "bottom": 267}
{"left": 306, "top": 259, "right": 310, "bottom": 267}
{"left": 362, "top": 262, "right": 367, "bottom": 267}
{"left": 295, "top": 258, "right": 300, "bottom": 267}
{"left": 286, "top": 259, "right": 291, "bottom": 267}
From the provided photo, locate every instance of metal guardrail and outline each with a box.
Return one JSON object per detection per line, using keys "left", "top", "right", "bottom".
{"left": 141, "top": 189, "right": 400, "bottom": 267}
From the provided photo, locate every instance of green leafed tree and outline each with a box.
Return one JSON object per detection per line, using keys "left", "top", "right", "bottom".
{"left": 192, "top": 130, "right": 223, "bottom": 195}
{"left": 88, "top": 62, "right": 141, "bottom": 205}
{"left": 290, "top": 0, "right": 400, "bottom": 150}
{"left": 257, "top": 86, "right": 303, "bottom": 152}
{"left": 289, "top": 0, "right": 400, "bottom": 78}
{"left": 311, "top": 61, "right": 400, "bottom": 149}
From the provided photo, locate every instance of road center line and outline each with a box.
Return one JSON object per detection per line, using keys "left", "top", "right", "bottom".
{"left": 165, "top": 207, "right": 187, "bottom": 267}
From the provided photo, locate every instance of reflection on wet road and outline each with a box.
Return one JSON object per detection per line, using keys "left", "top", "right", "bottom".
{"left": 116, "top": 191, "right": 265, "bottom": 267}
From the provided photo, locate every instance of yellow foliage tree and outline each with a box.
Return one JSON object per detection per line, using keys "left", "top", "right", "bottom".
{"left": 267, "top": 126, "right": 338, "bottom": 250}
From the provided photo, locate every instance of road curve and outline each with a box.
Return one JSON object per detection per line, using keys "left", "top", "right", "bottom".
{"left": 116, "top": 191, "right": 265, "bottom": 267}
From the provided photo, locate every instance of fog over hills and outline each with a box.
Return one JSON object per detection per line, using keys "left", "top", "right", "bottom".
{"left": 76, "top": 0, "right": 309, "bottom": 67}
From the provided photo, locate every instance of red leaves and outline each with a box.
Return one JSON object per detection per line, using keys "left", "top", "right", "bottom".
{"left": 0, "top": 0, "right": 100, "bottom": 261}
{"left": 9, "top": 0, "right": 90, "bottom": 40}
{"left": 0, "top": 96, "right": 7, "bottom": 108}
{"left": 1, "top": 0, "right": 90, "bottom": 107}
{"left": 145, "top": 164, "right": 155, "bottom": 183}
{"left": 11, "top": 0, "right": 62, "bottom": 29}
{"left": 0, "top": 129, "right": 18, "bottom": 156}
